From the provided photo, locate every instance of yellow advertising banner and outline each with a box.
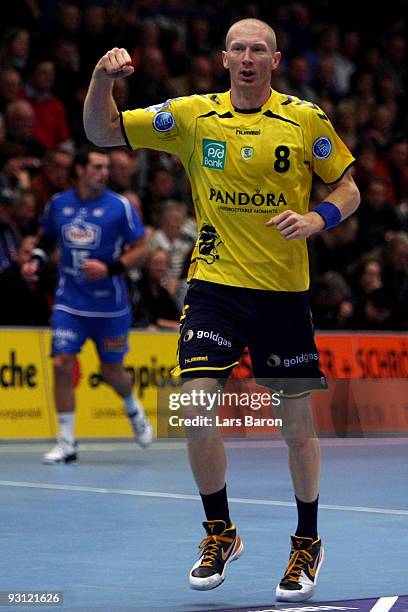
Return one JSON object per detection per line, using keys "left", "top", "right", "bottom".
{"left": 0, "top": 329, "right": 55, "bottom": 438}
{"left": 0, "top": 329, "right": 407, "bottom": 439}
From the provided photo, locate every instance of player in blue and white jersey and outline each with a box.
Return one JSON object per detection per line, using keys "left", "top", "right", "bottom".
{"left": 23, "top": 147, "right": 153, "bottom": 463}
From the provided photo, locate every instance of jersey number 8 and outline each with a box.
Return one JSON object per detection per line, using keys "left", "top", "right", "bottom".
{"left": 274, "top": 146, "right": 290, "bottom": 173}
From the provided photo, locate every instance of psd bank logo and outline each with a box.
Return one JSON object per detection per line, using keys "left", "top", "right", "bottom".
{"left": 202, "top": 139, "right": 226, "bottom": 170}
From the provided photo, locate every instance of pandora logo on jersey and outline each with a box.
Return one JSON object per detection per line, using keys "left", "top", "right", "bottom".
{"left": 209, "top": 188, "right": 287, "bottom": 207}
{"left": 62, "top": 221, "right": 101, "bottom": 248}
{"left": 197, "top": 330, "right": 232, "bottom": 347}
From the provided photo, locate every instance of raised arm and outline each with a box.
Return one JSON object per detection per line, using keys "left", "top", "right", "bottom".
{"left": 267, "top": 170, "right": 360, "bottom": 240}
{"left": 83, "top": 48, "right": 134, "bottom": 147}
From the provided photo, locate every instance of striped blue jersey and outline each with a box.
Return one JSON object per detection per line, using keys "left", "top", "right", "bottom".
{"left": 41, "top": 188, "right": 144, "bottom": 317}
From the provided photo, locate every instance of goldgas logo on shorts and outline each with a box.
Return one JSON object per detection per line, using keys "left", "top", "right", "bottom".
{"left": 312, "top": 137, "right": 332, "bottom": 159}
{"left": 202, "top": 139, "right": 226, "bottom": 170}
{"left": 153, "top": 111, "right": 175, "bottom": 132}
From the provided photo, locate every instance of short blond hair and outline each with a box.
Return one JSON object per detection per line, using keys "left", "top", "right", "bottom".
{"left": 225, "top": 19, "right": 277, "bottom": 53}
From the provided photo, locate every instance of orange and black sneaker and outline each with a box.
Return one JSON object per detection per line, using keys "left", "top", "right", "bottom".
{"left": 189, "top": 520, "right": 244, "bottom": 591}
{"left": 276, "top": 535, "right": 324, "bottom": 602}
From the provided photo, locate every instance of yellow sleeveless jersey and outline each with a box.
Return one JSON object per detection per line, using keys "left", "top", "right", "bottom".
{"left": 121, "top": 90, "right": 355, "bottom": 291}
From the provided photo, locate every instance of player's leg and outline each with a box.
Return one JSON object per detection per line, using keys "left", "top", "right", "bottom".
{"left": 94, "top": 313, "right": 153, "bottom": 448}
{"left": 272, "top": 396, "right": 324, "bottom": 602}
{"left": 182, "top": 376, "right": 244, "bottom": 591}
{"left": 43, "top": 311, "right": 87, "bottom": 464}
{"left": 100, "top": 361, "right": 153, "bottom": 447}
{"left": 249, "top": 289, "right": 326, "bottom": 601}
{"left": 176, "top": 281, "right": 247, "bottom": 591}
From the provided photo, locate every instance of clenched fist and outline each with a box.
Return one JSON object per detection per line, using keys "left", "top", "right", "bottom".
{"left": 92, "top": 48, "right": 134, "bottom": 81}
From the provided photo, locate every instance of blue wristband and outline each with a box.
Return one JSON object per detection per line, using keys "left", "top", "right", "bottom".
{"left": 312, "top": 201, "right": 341, "bottom": 230}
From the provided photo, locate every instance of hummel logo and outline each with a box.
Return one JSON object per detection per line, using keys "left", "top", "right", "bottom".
{"left": 308, "top": 550, "right": 321, "bottom": 577}
{"left": 221, "top": 540, "right": 235, "bottom": 561}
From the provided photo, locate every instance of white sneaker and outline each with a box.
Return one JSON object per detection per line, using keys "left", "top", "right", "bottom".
{"left": 43, "top": 439, "right": 78, "bottom": 464}
{"left": 129, "top": 413, "right": 154, "bottom": 448}
{"left": 276, "top": 535, "right": 324, "bottom": 602}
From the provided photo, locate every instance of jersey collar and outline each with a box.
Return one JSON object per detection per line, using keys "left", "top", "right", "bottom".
{"left": 225, "top": 89, "right": 274, "bottom": 114}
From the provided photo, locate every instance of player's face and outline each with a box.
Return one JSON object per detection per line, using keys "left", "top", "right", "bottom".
{"left": 223, "top": 25, "right": 280, "bottom": 93}
{"left": 81, "top": 153, "right": 110, "bottom": 193}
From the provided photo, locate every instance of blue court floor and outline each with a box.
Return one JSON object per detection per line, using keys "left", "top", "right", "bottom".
{"left": 0, "top": 438, "right": 407, "bottom": 612}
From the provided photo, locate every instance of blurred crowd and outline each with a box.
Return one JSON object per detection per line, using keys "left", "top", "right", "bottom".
{"left": 0, "top": 0, "right": 407, "bottom": 330}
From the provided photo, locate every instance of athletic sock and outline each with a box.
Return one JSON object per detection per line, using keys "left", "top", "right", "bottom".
{"left": 58, "top": 412, "right": 75, "bottom": 444}
{"left": 200, "top": 484, "right": 231, "bottom": 527}
{"left": 295, "top": 495, "right": 319, "bottom": 540}
{"left": 123, "top": 393, "right": 145, "bottom": 419}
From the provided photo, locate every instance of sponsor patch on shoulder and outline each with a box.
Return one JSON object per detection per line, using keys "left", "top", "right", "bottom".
{"left": 153, "top": 111, "right": 175, "bottom": 132}
{"left": 313, "top": 136, "right": 332, "bottom": 159}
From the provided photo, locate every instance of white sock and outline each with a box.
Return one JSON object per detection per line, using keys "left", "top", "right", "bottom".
{"left": 58, "top": 412, "right": 75, "bottom": 443}
{"left": 123, "top": 393, "right": 145, "bottom": 419}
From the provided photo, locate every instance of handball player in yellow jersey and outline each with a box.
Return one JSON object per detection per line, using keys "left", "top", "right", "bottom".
{"left": 83, "top": 18, "right": 360, "bottom": 602}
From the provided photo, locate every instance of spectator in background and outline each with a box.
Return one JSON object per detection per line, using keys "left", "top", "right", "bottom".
{"left": 380, "top": 34, "right": 405, "bottom": 96}
{"left": 309, "top": 215, "right": 361, "bottom": 278}
{"left": 149, "top": 200, "right": 193, "bottom": 295}
{"left": 350, "top": 257, "right": 383, "bottom": 312}
{"left": 356, "top": 178, "right": 403, "bottom": 252}
{"left": 285, "top": 56, "right": 317, "bottom": 101}
{"left": 0, "top": 148, "right": 35, "bottom": 192}
{"left": 347, "top": 71, "right": 376, "bottom": 113}
{"left": 188, "top": 17, "right": 212, "bottom": 56}
{"left": 168, "top": 55, "right": 214, "bottom": 97}
{"left": 335, "top": 100, "right": 358, "bottom": 152}
{"left": 78, "top": 4, "right": 113, "bottom": 79}
{"left": 351, "top": 287, "right": 397, "bottom": 330}
{"left": 51, "top": 37, "right": 81, "bottom": 110}
{"left": 376, "top": 73, "right": 401, "bottom": 120}
{"left": 130, "top": 248, "right": 180, "bottom": 330}
{"left": 142, "top": 164, "right": 175, "bottom": 225}
{"left": 365, "top": 104, "right": 396, "bottom": 150}
{"left": 0, "top": 28, "right": 31, "bottom": 79}
{"left": 0, "top": 68, "right": 22, "bottom": 113}
{"left": 164, "top": 30, "right": 191, "bottom": 81}
{"left": 5, "top": 99, "right": 45, "bottom": 158}
{"left": 303, "top": 26, "right": 353, "bottom": 97}
{"left": 129, "top": 19, "right": 161, "bottom": 70}
{"left": 30, "top": 149, "right": 72, "bottom": 211}
{"left": 0, "top": 234, "right": 51, "bottom": 325}
{"left": 310, "top": 271, "right": 354, "bottom": 329}
{"left": 51, "top": 2, "right": 81, "bottom": 44}
{"left": 129, "top": 46, "right": 171, "bottom": 108}
{"left": 383, "top": 139, "right": 408, "bottom": 206}
{"left": 313, "top": 56, "right": 341, "bottom": 103}
{"left": 353, "top": 144, "right": 390, "bottom": 195}
{"left": 0, "top": 187, "right": 20, "bottom": 272}
{"left": 108, "top": 148, "right": 137, "bottom": 194}
{"left": 11, "top": 189, "right": 38, "bottom": 235}
{"left": 22, "top": 58, "right": 73, "bottom": 152}
{"left": 380, "top": 233, "right": 408, "bottom": 308}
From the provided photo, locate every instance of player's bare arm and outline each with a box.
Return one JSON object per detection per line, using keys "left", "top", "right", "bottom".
{"left": 83, "top": 48, "right": 134, "bottom": 147}
{"left": 267, "top": 170, "right": 360, "bottom": 241}
{"left": 81, "top": 237, "right": 146, "bottom": 280}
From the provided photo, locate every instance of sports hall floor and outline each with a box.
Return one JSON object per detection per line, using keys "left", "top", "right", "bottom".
{"left": 0, "top": 437, "right": 407, "bottom": 612}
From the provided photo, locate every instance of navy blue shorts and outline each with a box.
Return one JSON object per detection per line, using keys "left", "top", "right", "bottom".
{"left": 51, "top": 309, "right": 131, "bottom": 364}
{"left": 176, "top": 280, "right": 327, "bottom": 397}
